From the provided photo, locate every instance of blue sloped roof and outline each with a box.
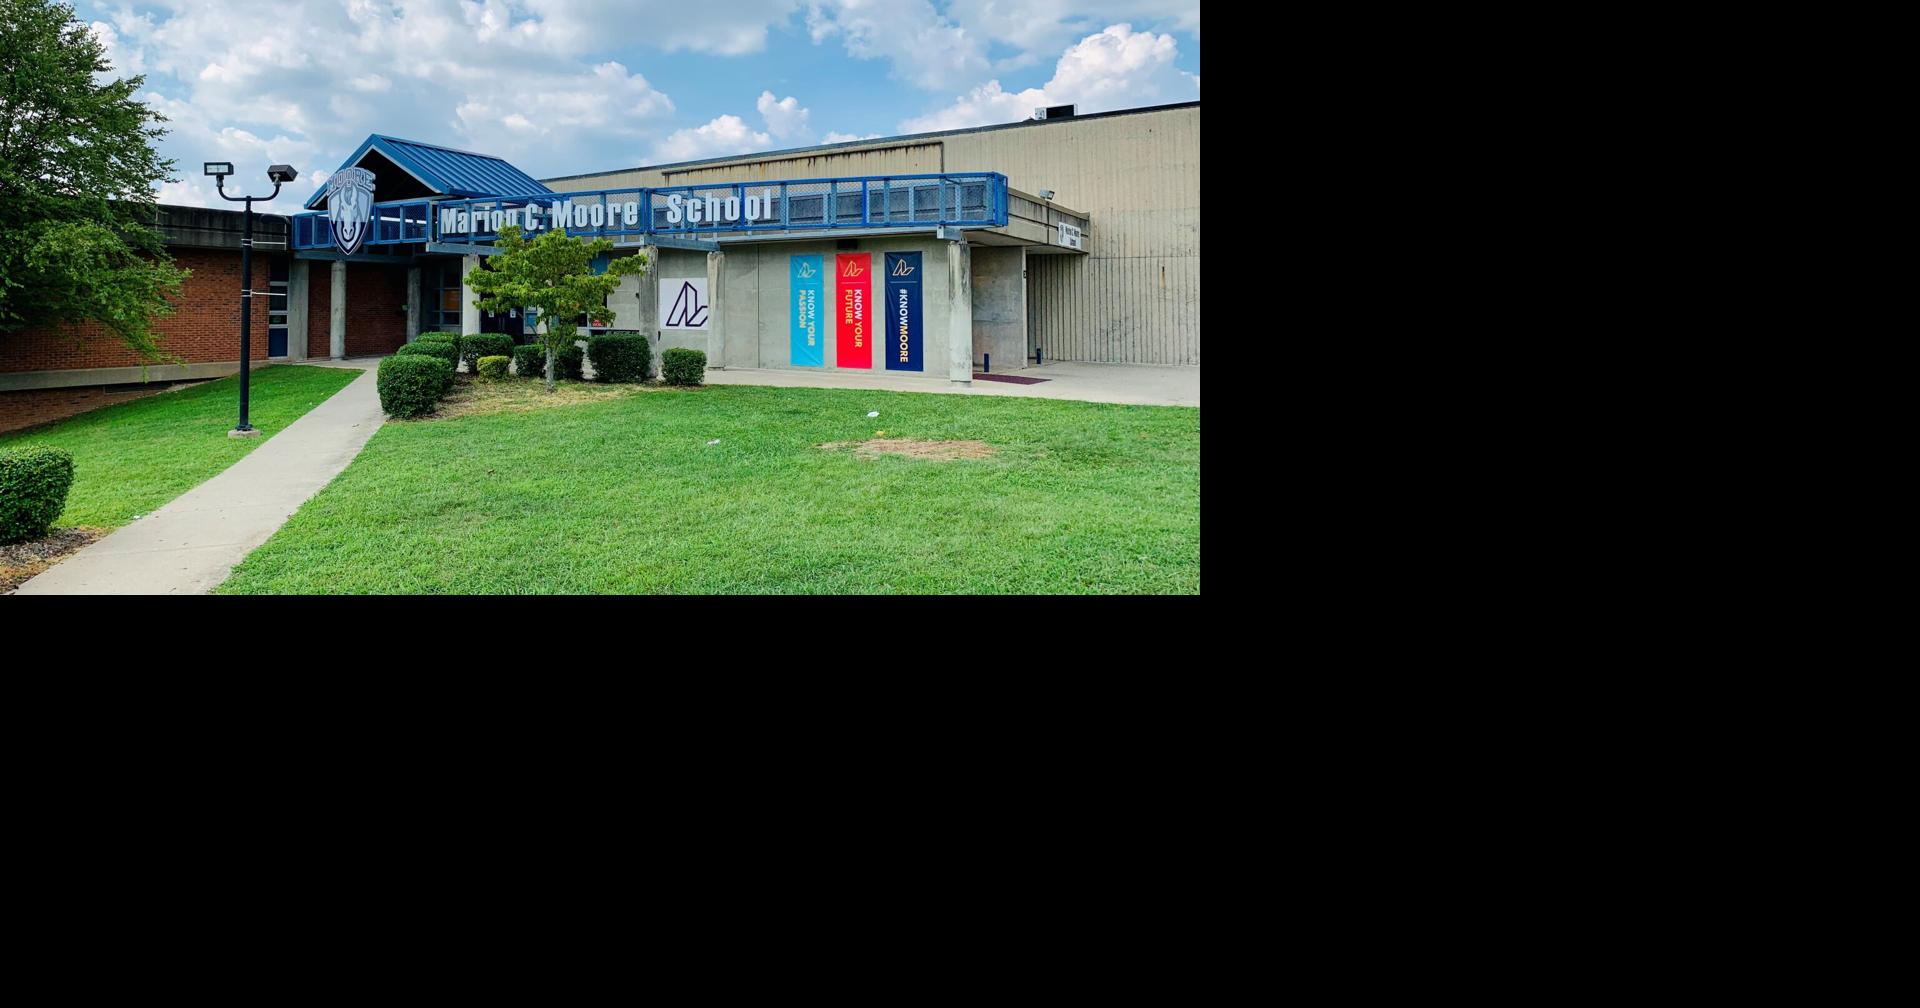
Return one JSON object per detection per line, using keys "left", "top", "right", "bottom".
{"left": 304, "top": 135, "right": 552, "bottom": 209}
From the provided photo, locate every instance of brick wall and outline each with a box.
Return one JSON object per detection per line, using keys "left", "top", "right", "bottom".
{"left": 0, "top": 248, "right": 272, "bottom": 373}
{"left": 306, "top": 262, "right": 410, "bottom": 358}
{"left": 0, "top": 383, "right": 177, "bottom": 435}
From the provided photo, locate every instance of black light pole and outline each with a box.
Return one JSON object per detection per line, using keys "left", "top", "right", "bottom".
{"left": 206, "top": 162, "right": 298, "bottom": 436}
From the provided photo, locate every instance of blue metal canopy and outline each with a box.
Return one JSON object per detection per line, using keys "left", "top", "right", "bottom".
{"left": 303, "top": 135, "right": 551, "bottom": 210}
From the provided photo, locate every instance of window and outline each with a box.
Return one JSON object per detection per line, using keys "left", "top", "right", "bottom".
{"left": 268, "top": 257, "right": 289, "bottom": 332}
{"left": 434, "top": 260, "right": 463, "bottom": 329}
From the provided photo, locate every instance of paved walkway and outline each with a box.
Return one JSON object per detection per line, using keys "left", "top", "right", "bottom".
{"left": 14, "top": 361, "right": 386, "bottom": 595}
{"left": 704, "top": 361, "right": 1199, "bottom": 407}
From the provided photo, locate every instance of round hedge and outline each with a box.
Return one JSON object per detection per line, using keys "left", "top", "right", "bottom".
{"left": 477, "top": 355, "right": 511, "bottom": 381}
{"left": 461, "top": 333, "right": 514, "bottom": 371}
{"left": 511, "top": 344, "right": 547, "bottom": 379}
{"left": 378, "top": 355, "right": 449, "bottom": 417}
{"left": 661, "top": 347, "right": 707, "bottom": 386}
{"left": 0, "top": 445, "right": 75, "bottom": 544}
{"left": 588, "top": 332, "right": 650, "bottom": 383}
{"left": 397, "top": 340, "right": 459, "bottom": 369}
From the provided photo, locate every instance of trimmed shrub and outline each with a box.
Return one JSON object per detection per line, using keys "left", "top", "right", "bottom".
{"left": 511, "top": 344, "right": 547, "bottom": 379}
{"left": 417, "top": 331, "right": 457, "bottom": 345}
{"left": 477, "top": 355, "right": 510, "bottom": 381}
{"left": 588, "top": 332, "right": 650, "bottom": 383}
{"left": 377, "top": 355, "right": 448, "bottom": 418}
{"left": 662, "top": 348, "right": 707, "bottom": 386}
{"left": 398, "top": 339, "right": 459, "bottom": 369}
{"left": 512, "top": 343, "right": 583, "bottom": 380}
{"left": 461, "top": 334, "right": 513, "bottom": 371}
{"left": 557, "top": 342, "right": 584, "bottom": 381}
{"left": 0, "top": 445, "right": 75, "bottom": 544}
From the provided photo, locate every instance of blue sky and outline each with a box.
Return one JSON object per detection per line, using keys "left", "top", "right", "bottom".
{"left": 75, "top": 1, "right": 1199, "bottom": 212}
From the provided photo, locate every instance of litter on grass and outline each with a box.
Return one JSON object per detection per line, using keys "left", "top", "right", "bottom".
{"left": 867, "top": 411, "right": 880, "bottom": 418}
{"left": 707, "top": 439, "right": 721, "bottom": 445}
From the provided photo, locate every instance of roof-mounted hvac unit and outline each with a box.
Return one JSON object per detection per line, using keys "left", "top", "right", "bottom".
{"left": 1033, "top": 104, "right": 1077, "bottom": 120}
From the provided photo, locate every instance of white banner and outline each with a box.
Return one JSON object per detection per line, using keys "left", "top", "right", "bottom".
{"left": 660, "top": 278, "right": 710, "bottom": 330}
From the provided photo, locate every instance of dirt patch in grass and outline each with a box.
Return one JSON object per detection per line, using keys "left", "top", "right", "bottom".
{"left": 421, "top": 375, "right": 651, "bottom": 420}
{"left": 2, "top": 526, "right": 106, "bottom": 594}
{"left": 820, "top": 438, "right": 997, "bottom": 460}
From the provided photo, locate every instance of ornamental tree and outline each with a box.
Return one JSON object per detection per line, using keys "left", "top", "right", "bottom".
{"left": 0, "top": 0, "right": 189, "bottom": 362}
{"left": 464, "top": 224, "right": 651, "bottom": 392}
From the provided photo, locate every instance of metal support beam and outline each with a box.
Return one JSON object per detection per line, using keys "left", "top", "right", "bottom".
{"left": 425, "top": 242, "right": 500, "bottom": 257}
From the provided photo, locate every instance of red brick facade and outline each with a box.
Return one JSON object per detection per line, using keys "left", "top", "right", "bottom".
{"left": 0, "top": 384, "right": 175, "bottom": 435}
{"left": 3, "top": 246, "right": 412, "bottom": 433}
{"left": 0, "top": 248, "right": 273, "bottom": 374}
{"left": 306, "top": 262, "right": 410, "bottom": 359}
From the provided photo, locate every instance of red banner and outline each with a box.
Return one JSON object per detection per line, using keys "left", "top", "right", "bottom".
{"left": 836, "top": 253, "right": 872, "bottom": 369}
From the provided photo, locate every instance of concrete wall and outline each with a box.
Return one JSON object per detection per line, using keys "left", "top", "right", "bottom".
{"left": 599, "top": 237, "right": 959, "bottom": 376}
{"left": 969, "top": 246, "right": 1025, "bottom": 371}
{"left": 539, "top": 103, "right": 1199, "bottom": 365}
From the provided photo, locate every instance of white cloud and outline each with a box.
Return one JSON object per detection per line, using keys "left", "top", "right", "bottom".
{"left": 805, "top": 0, "right": 991, "bottom": 90}
{"left": 821, "top": 131, "right": 882, "bottom": 144}
{"left": 654, "top": 114, "right": 773, "bottom": 163}
{"left": 809, "top": 1, "right": 1197, "bottom": 86}
{"left": 86, "top": 21, "right": 144, "bottom": 81}
{"left": 756, "top": 91, "right": 811, "bottom": 139}
{"left": 901, "top": 23, "right": 1196, "bottom": 133}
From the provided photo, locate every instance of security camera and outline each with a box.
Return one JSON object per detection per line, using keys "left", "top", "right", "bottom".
{"left": 1039, "top": 189, "right": 1056, "bottom": 200}
{"left": 267, "top": 164, "right": 299, "bottom": 184}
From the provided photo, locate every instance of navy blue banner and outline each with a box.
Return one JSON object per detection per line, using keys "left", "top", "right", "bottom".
{"left": 883, "top": 252, "right": 923, "bottom": 372}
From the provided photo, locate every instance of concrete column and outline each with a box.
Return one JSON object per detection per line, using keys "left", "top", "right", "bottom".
{"left": 946, "top": 241, "right": 973, "bottom": 386}
{"left": 288, "top": 260, "right": 309, "bottom": 362}
{"left": 706, "top": 250, "right": 726, "bottom": 369}
{"left": 405, "top": 266, "right": 421, "bottom": 343}
{"left": 329, "top": 260, "right": 346, "bottom": 360}
{"left": 461, "top": 254, "right": 482, "bottom": 337}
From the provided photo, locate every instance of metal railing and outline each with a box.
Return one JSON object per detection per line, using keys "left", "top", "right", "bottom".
{"left": 288, "top": 173, "right": 1008, "bottom": 250}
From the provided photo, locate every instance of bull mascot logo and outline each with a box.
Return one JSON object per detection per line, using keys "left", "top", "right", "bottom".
{"left": 325, "top": 167, "right": 376, "bottom": 255}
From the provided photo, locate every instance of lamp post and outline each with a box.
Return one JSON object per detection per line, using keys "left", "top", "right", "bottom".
{"left": 206, "top": 162, "right": 299, "bottom": 437}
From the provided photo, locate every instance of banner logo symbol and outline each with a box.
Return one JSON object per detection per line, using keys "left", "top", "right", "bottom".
{"left": 664, "top": 279, "right": 710, "bottom": 328}
{"left": 890, "top": 258, "right": 916, "bottom": 277}
{"left": 842, "top": 260, "right": 866, "bottom": 277}
{"left": 324, "top": 167, "right": 376, "bottom": 256}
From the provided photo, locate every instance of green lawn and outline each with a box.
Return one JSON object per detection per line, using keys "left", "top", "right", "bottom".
{"left": 218, "top": 384, "right": 1199, "bottom": 594}
{"left": 0, "top": 364, "right": 360, "bottom": 530}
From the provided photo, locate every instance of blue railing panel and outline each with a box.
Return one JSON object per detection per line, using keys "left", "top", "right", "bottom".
{"left": 288, "top": 173, "right": 1010, "bottom": 250}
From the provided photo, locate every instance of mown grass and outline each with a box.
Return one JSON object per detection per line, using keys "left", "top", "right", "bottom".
{"left": 0, "top": 364, "right": 360, "bottom": 530}
{"left": 217, "top": 384, "right": 1199, "bottom": 594}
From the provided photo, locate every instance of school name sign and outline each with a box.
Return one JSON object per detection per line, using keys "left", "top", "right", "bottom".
{"left": 439, "top": 191, "right": 784, "bottom": 236}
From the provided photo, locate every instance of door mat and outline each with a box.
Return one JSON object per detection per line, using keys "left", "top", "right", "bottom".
{"left": 972, "top": 373, "right": 1050, "bottom": 384}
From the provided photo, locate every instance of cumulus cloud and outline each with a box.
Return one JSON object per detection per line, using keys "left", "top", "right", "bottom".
{"left": 89, "top": 1, "right": 697, "bottom": 203}
{"left": 757, "top": 91, "right": 811, "bottom": 139}
{"left": 901, "top": 23, "right": 1196, "bottom": 133}
{"left": 86, "top": 21, "right": 144, "bottom": 81}
{"left": 820, "top": 131, "right": 883, "bottom": 144}
{"left": 804, "top": 0, "right": 991, "bottom": 90}
{"left": 654, "top": 114, "right": 773, "bottom": 163}
{"left": 809, "top": 0, "right": 1197, "bottom": 83}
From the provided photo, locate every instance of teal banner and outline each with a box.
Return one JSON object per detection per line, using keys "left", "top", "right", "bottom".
{"left": 791, "top": 255, "right": 824, "bottom": 366}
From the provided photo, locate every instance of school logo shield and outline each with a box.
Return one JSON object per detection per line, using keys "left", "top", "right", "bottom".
{"left": 325, "top": 167, "right": 376, "bottom": 255}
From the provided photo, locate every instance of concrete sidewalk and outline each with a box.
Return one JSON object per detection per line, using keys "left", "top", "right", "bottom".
{"left": 703, "top": 361, "right": 1199, "bottom": 407}
{"left": 13, "top": 366, "right": 386, "bottom": 595}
